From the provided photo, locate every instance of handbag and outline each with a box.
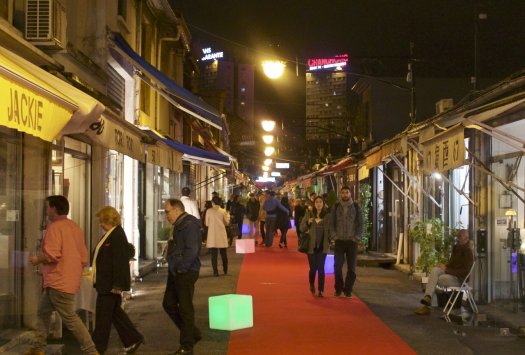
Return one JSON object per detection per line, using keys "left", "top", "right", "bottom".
{"left": 298, "top": 233, "right": 310, "bottom": 253}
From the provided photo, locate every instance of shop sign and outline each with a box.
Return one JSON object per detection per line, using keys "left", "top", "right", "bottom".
{"left": 358, "top": 166, "right": 369, "bottom": 181}
{"left": 422, "top": 125, "right": 465, "bottom": 172}
{"left": 86, "top": 117, "right": 144, "bottom": 162}
{"left": 365, "top": 149, "right": 382, "bottom": 169}
{"left": 147, "top": 144, "right": 183, "bottom": 173}
{"left": 0, "top": 76, "right": 73, "bottom": 142}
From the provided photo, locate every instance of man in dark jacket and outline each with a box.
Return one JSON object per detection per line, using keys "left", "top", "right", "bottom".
{"left": 330, "top": 186, "right": 363, "bottom": 298}
{"left": 246, "top": 193, "right": 260, "bottom": 238}
{"left": 415, "top": 229, "right": 474, "bottom": 315}
{"left": 163, "top": 198, "right": 202, "bottom": 354}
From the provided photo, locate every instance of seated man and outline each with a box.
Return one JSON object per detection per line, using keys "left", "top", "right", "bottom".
{"left": 415, "top": 229, "right": 474, "bottom": 315}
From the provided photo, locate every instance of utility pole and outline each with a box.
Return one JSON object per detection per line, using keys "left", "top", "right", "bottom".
{"left": 473, "top": 3, "right": 487, "bottom": 90}
{"left": 407, "top": 42, "right": 416, "bottom": 124}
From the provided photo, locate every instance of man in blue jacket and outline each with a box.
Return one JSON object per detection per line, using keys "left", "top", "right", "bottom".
{"left": 163, "top": 198, "right": 202, "bottom": 355}
{"left": 262, "top": 190, "right": 290, "bottom": 247}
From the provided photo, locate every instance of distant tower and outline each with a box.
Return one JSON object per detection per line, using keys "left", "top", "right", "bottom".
{"left": 305, "top": 54, "right": 353, "bottom": 160}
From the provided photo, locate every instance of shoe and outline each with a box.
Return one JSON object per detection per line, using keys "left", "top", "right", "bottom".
{"left": 334, "top": 291, "right": 342, "bottom": 298}
{"left": 223, "top": 270, "right": 228, "bottom": 275}
{"left": 125, "top": 337, "right": 144, "bottom": 354}
{"left": 344, "top": 292, "right": 352, "bottom": 299}
{"left": 24, "top": 350, "right": 45, "bottom": 355}
{"left": 420, "top": 295, "right": 431, "bottom": 306}
{"left": 310, "top": 285, "right": 315, "bottom": 295}
{"left": 414, "top": 305, "right": 430, "bottom": 315}
{"left": 318, "top": 291, "right": 324, "bottom": 297}
{"left": 213, "top": 272, "right": 219, "bottom": 277}
{"left": 279, "top": 243, "right": 283, "bottom": 248}
{"left": 170, "top": 347, "right": 193, "bottom": 354}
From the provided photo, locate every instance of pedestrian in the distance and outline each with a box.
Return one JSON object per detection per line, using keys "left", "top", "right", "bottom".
{"left": 301, "top": 196, "right": 330, "bottom": 297}
{"left": 277, "top": 196, "right": 292, "bottom": 248}
{"left": 293, "top": 198, "right": 306, "bottom": 240}
{"left": 230, "top": 195, "right": 245, "bottom": 239}
{"left": 330, "top": 186, "right": 363, "bottom": 298}
{"left": 180, "top": 187, "right": 200, "bottom": 220}
{"left": 92, "top": 206, "right": 144, "bottom": 354}
{"left": 205, "top": 197, "right": 230, "bottom": 276}
{"left": 258, "top": 192, "right": 267, "bottom": 245}
{"left": 163, "top": 199, "right": 202, "bottom": 354}
{"left": 246, "top": 193, "right": 260, "bottom": 239}
{"left": 28, "top": 195, "right": 98, "bottom": 355}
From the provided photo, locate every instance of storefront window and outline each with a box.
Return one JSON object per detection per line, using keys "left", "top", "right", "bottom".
{"left": 0, "top": 129, "right": 20, "bottom": 329}
{"left": 105, "top": 151, "right": 124, "bottom": 209}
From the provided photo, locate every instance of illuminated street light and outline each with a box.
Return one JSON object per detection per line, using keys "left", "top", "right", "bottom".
{"left": 261, "top": 120, "right": 276, "bottom": 132}
{"left": 264, "top": 146, "right": 275, "bottom": 156}
{"left": 263, "top": 171, "right": 269, "bottom": 178}
{"left": 262, "top": 166, "right": 270, "bottom": 172}
{"left": 262, "top": 60, "right": 285, "bottom": 79}
{"left": 262, "top": 135, "right": 274, "bottom": 144}
{"left": 264, "top": 158, "right": 273, "bottom": 166}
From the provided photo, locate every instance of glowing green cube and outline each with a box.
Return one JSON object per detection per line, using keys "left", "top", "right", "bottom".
{"left": 208, "top": 294, "right": 253, "bottom": 330}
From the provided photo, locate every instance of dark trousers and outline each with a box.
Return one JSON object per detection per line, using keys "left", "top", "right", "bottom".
{"left": 334, "top": 239, "right": 358, "bottom": 294}
{"left": 92, "top": 293, "right": 143, "bottom": 353}
{"left": 162, "top": 271, "right": 201, "bottom": 349}
{"left": 237, "top": 221, "right": 243, "bottom": 239}
{"left": 265, "top": 217, "right": 277, "bottom": 247}
{"left": 279, "top": 227, "right": 289, "bottom": 245}
{"left": 307, "top": 252, "right": 327, "bottom": 292}
{"left": 210, "top": 248, "right": 228, "bottom": 274}
{"left": 259, "top": 221, "right": 266, "bottom": 242}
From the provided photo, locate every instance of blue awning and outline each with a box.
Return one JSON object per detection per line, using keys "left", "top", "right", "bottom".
{"left": 144, "top": 129, "right": 230, "bottom": 166}
{"left": 109, "top": 32, "right": 224, "bottom": 131}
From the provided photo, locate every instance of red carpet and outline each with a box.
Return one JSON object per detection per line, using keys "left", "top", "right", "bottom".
{"left": 227, "top": 230, "right": 415, "bottom": 355}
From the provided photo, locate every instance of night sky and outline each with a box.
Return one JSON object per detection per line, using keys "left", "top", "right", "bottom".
{"left": 176, "top": 0, "right": 525, "bottom": 78}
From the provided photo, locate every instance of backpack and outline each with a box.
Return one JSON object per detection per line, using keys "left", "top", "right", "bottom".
{"left": 127, "top": 242, "right": 136, "bottom": 260}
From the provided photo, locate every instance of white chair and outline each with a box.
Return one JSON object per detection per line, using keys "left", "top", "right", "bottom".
{"left": 443, "top": 261, "right": 478, "bottom": 322}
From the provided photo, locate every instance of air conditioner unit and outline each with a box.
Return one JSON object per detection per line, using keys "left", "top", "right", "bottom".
{"left": 25, "top": 0, "right": 67, "bottom": 49}
{"left": 435, "top": 98, "right": 454, "bottom": 114}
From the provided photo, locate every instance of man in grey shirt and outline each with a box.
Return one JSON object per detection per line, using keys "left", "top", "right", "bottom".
{"left": 330, "top": 186, "right": 363, "bottom": 298}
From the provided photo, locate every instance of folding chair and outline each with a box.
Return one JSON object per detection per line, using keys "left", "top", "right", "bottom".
{"left": 443, "top": 261, "right": 478, "bottom": 322}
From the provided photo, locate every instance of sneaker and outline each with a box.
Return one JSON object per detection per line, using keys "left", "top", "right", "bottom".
{"left": 334, "top": 291, "right": 342, "bottom": 298}
{"left": 414, "top": 305, "right": 430, "bottom": 315}
{"left": 318, "top": 291, "right": 324, "bottom": 297}
{"left": 420, "top": 295, "right": 431, "bottom": 306}
{"left": 310, "top": 285, "right": 316, "bottom": 295}
{"left": 344, "top": 292, "right": 352, "bottom": 299}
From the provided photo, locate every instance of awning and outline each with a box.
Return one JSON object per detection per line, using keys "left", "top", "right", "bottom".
{"left": 0, "top": 45, "right": 104, "bottom": 142}
{"left": 320, "top": 156, "right": 354, "bottom": 175}
{"left": 84, "top": 113, "right": 146, "bottom": 162}
{"left": 144, "top": 129, "right": 230, "bottom": 166}
{"left": 109, "top": 33, "right": 224, "bottom": 131}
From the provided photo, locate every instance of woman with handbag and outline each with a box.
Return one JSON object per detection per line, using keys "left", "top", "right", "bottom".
{"left": 300, "top": 196, "right": 330, "bottom": 297}
{"left": 205, "top": 196, "right": 230, "bottom": 276}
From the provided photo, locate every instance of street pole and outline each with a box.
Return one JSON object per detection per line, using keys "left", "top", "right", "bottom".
{"left": 407, "top": 42, "right": 416, "bottom": 124}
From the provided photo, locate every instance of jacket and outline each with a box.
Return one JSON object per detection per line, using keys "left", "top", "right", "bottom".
{"left": 167, "top": 213, "right": 202, "bottom": 274}
{"left": 93, "top": 225, "right": 131, "bottom": 293}
{"left": 300, "top": 209, "right": 331, "bottom": 254}
{"left": 205, "top": 206, "right": 229, "bottom": 248}
{"left": 330, "top": 200, "right": 363, "bottom": 242}
{"left": 446, "top": 242, "right": 474, "bottom": 281}
{"left": 246, "top": 199, "right": 260, "bottom": 221}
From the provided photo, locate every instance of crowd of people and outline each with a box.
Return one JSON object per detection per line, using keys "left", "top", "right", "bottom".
{"left": 26, "top": 186, "right": 470, "bottom": 354}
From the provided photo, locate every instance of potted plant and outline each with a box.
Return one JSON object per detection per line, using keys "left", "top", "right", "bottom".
{"left": 410, "top": 218, "right": 456, "bottom": 277}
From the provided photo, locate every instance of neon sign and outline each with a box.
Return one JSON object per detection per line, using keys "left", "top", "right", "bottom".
{"left": 307, "top": 54, "right": 348, "bottom": 71}
{"left": 201, "top": 47, "right": 224, "bottom": 61}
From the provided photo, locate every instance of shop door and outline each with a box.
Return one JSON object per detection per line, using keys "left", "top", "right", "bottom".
{"left": 0, "top": 139, "right": 20, "bottom": 329}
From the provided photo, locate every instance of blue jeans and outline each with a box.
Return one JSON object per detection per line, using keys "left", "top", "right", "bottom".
{"left": 334, "top": 240, "right": 358, "bottom": 295}
{"left": 33, "top": 288, "right": 97, "bottom": 354}
{"left": 308, "top": 252, "right": 327, "bottom": 292}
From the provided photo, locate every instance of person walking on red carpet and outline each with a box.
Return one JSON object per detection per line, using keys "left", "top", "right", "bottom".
{"left": 300, "top": 196, "right": 331, "bottom": 297}
{"left": 205, "top": 196, "right": 230, "bottom": 276}
{"left": 330, "top": 186, "right": 363, "bottom": 298}
{"left": 262, "top": 190, "right": 289, "bottom": 247}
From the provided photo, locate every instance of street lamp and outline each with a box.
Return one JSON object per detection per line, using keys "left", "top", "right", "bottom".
{"left": 262, "top": 60, "right": 286, "bottom": 80}
{"left": 264, "top": 158, "right": 273, "bottom": 166}
{"left": 262, "top": 135, "right": 274, "bottom": 144}
{"left": 264, "top": 146, "right": 275, "bottom": 156}
{"left": 261, "top": 120, "right": 276, "bottom": 132}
